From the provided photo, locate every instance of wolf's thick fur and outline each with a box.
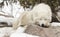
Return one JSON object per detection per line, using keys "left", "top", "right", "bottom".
{"left": 13, "top": 3, "right": 52, "bottom": 29}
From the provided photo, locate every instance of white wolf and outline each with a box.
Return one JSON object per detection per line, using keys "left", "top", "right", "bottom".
{"left": 13, "top": 3, "right": 52, "bottom": 29}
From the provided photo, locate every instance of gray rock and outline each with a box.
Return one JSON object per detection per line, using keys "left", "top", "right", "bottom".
{"left": 25, "top": 25, "right": 60, "bottom": 37}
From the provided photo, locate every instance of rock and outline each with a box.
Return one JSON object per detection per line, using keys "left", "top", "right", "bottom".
{"left": 25, "top": 25, "right": 60, "bottom": 37}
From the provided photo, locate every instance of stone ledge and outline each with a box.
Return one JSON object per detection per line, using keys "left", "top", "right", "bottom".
{"left": 25, "top": 25, "right": 60, "bottom": 37}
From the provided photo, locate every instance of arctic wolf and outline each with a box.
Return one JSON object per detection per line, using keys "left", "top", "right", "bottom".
{"left": 13, "top": 3, "right": 52, "bottom": 29}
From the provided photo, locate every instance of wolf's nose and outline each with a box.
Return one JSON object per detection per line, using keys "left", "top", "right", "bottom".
{"left": 41, "top": 24, "right": 49, "bottom": 28}
{"left": 41, "top": 24, "right": 44, "bottom": 27}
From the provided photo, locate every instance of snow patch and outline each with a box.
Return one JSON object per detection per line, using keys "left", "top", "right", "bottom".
{"left": 10, "top": 32, "right": 39, "bottom": 37}
{"left": 51, "top": 22, "right": 60, "bottom": 26}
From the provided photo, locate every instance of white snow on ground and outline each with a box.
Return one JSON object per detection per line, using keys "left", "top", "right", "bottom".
{"left": 12, "top": 1, "right": 24, "bottom": 18}
{"left": 0, "top": 0, "right": 3, "bottom": 3}
{"left": 0, "top": 27, "right": 15, "bottom": 37}
{"left": 51, "top": 22, "right": 60, "bottom": 26}
{"left": 0, "top": 16, "right": 14, "bottom": 25}
{"left": 0, "top": 0, "right": 60, "bottom": 37}
{"left": 2, "top": 0, "right": 24, "bottom": 18}
{"left": 0, "top": 23, "right": 60, "bottom": 37}
{"left": 0, "top": 0, "right": 24, "bottom": 25}
{"left": 2, "top": 1, "right": 12, "bottom": 16}
{"left": 10, "top": 32, "right": 39, "bottom": 37}
{"left": 0, "top": 27, "right": 39, "bottom": 37}
{"left": 15, "top": 27, "right": 26, "bottom": 33}
{"left": 10, "top": 27, "right": 39, "bottom": 37}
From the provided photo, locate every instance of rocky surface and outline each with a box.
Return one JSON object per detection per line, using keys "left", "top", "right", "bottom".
{"left": 25, "top": 25, "right": 60, "bottom": 37}
{"left": 0, "top": 23, "right": 60, "bottom": 37}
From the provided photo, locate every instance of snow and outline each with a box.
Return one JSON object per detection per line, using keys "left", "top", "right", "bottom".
{"left": 0, "top": 23, "right": 60, "bottom": 37}
{"left": 0, "top": 27, "right": 39, "bottom": 37}
{"left": 0, "top": 0, "right": 24, "bottom": 25}
{"left": 0, "top": 0, "right": 60, "bottom": 37}
{"left": 0, "top": 27, "right": 15, "bottom": 37}
{"left": 51, "top": 22, "right": 60, "bottom": 26}
{"left": 15, "top": 27, "right": 26, "bottom": 33}
{"left": 0, "top": 15, "right": 14, "bottom": 25}
{"left": 12, "top": 1, "right": 24, "bottom": 18}
{"left": 2, "top": 0, "right": 24, "bottom": 18}
{"left": 2, "top": 1, "right": 12, "bottom": 16}
{"left": 0, "top": 0, "right": 3, "bottom": 3}
{"left": 10, "top": 27, "right": 39, "bottom": 37}
{"left": 10, "top": 32, "right": 39, "bottom": 37}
